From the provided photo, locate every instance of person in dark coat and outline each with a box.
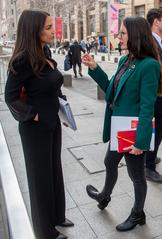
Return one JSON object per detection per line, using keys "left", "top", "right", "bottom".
{"left": 145, "top": 8, "right": 162, "bottom": 183}
{"left": 5, "top": 9, "right": 74, "bottom": 239}
{"left": 68, "top": 40, "right": 85, "bottom": 78}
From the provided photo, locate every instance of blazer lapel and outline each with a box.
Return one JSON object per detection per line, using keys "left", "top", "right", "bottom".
{"left": 113, "top": 59, "right": 140, "bottom": 103}
{"left": 105, "top": 56, "right": 128, "bottom": 102}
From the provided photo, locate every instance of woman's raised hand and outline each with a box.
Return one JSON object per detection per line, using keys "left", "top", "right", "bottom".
{"left": 82, "top": 53, "right": 97, "bottom": 70}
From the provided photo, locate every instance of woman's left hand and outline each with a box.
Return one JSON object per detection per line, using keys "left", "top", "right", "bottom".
{"left": 123, "top": 145, "right": 143, "bottom": 155}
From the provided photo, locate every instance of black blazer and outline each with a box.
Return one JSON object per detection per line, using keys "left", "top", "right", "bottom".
{"left": 5, "top": 53, "right": 64, "bottom": 129}
{"left": 153, "top": 36, "right": 162, "bottom": 115}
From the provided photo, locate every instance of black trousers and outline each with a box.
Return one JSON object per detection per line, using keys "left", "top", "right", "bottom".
{"left": 145, "top": 114, "right": 162, "bottom": 171}
{"left": 73, "top": 62, "right": 82, "bottom": 76}
{"left": 102, "top": 145, "right": 147, "bottom": 213}
{"left": 19, "top": 118, "right": 65, "bottom": 239}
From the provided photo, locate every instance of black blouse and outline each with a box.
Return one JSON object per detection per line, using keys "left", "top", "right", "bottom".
{"left": 5, "top": 55, "right": 64, "bottom": 130}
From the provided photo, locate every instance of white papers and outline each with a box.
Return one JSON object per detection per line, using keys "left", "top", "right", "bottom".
{"left": 110, "top": 116, "right": 155, "bottom": 151}
{"left": 59, "top": 97, "right": 77, "bottom": 130}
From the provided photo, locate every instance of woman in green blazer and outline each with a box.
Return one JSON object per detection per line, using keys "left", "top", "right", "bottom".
{"left": 82, "top": 17, "right": 162, "bottom": 232}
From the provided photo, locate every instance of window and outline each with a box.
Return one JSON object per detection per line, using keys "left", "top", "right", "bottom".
{"left": 12, "top": 22, "right": 15, "bottom": 28}
{"left": 11, "top": 0, "right": 13, "bottom": 4}
{"left": 160, "top": 0, "right": 162, "bottom": 8}
{"left": 11, "top": 9, "right": 14, "bottom": 15}
{"left": 135, "top": 5, "right": 145, "bottom": 17}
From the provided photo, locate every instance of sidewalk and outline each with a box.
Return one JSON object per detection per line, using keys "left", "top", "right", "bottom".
{"left": 0, "top": 61, "right": 162, "bottom": 239}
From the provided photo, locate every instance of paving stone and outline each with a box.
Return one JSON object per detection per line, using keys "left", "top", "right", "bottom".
{"left": 80, "top": 194, "right": 152, "bottom": 239}
{"left": 65, "top": 189, "right": 76, "bottom": 210}
{"left": 22, "top": 192, "right": 31, "bottom": 220}
{"left": 62, "top": 161, "right": 90, "bottom": 184}
{"left": 0, "top": 224, "right": 6, "bottom": 239}
{"left": 66, "top": 173, "right": 125, "bottom": 206}
{"left": 154, "top": 235, "right": 162, "bottom": 239}
{"left": 61, "top": 149, "right": 77, "bottom": 166}
{"left": 62, "top": 116, "right": 103, "bottom": 144}
{"left": 0, "top": 101, "right": 8, "bottom": 111}
{"left": 5, "top": 134, "right": 21, "bottom": 147}
{"left": 100, "top": 229, "right": 154, "bottom": 239}
{"left": 143, "top": 215, "right": 162, "bottom": 238}
{"left": 56, "top": 207, "right": 97, "bottom": 239}
{"left": 8, "top": 144, "right": 24, "bottom": 159}
{"left": 18, "top": 177, "right": 29, "bottom": 193}
{"left": 127, "top": 183, "right": 162, "bottom": 218}
{"left": 69, "top": 143, "right": 107, "bottom": 174}
{"left": 61, "top": 133, "right": 78, "bottom": 150}
{"left": 68, "top": 146, "right": 85, "bottom": 160}
{"left": 0, "top": 208, "right": 2, "bottom": 222}
{"left": 79, "top": 194, "right": 134, "bottom": 237}
{"left": 72, "top": 105, "right": 93, "bottom": 116}
{"left": 117, "top": 166, "right": 134, "bottom": 193}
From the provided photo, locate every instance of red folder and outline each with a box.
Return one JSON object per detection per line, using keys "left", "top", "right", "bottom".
{"left": 117, "top": 130, "right": 136, "bottom": 153}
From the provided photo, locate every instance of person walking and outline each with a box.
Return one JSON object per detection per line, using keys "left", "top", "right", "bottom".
{"left": 5, "top": 9, "right": 74, "bottom": 239}
{"left": 68, "top": 40, "right": 85, "bottom": 78}
{"left": 86, "top": 41, "right": 92, "bottom": 54}
{"left": 82, "top": 16, "right": 161, "bottom": 231}
{"left": 145, "top": 8, "right": 162, "bottom": 183}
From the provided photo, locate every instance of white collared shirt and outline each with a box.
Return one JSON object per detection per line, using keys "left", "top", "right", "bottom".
{"left": 152, "top": 32, "right": 162, "bottom": 49}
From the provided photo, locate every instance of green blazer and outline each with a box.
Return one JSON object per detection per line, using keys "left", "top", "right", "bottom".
{"left": 89, "top": 55, "right": 160, "bottom": 150}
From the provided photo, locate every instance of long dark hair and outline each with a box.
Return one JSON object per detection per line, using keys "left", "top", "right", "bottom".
{"left": 9, "top": 9, "right": 50, "bottom": 76}
{"left": 123, "top": 16, "right": 162, "bottom": 95}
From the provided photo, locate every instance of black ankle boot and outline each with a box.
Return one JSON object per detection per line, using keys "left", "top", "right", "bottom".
{"left": 86, "top": 185, "right": 110, "bottom": 210}
{"left": 116, "top": 209, "right": 146, "bottom": 232}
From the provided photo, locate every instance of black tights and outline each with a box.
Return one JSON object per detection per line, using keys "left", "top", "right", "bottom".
{"left": 102, "top": 144, "right": 147, "bottom": 212}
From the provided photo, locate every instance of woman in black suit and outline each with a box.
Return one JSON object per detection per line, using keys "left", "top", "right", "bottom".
{"left": 5, "top": 9, "right": 73, "bottom": 239}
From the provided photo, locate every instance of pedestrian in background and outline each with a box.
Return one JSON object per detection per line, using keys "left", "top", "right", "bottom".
{"left": 118, "top": 42, "right": 122, "bottom": 56}
{"left": 68, "top": 40, "right": 85, "bottom": 78}
{"left": 92, "top": 39, "right": 99, "bottom": 55}
{"left": 5, "top": 9, "right": 74, "bottom": 239}
{"left": 86, "top": 41, "right": 92, "bottom": 53}
{"left": 82, "top": 16, "right": 161, "bottom": 232}
{"left": 145, "top": 8, "right": 162, "bottom": 183}
{"left": 110, "top": 41, "right": 113, "bottom": 54}
{"left": 80, "top": 40, "right": 87, "bottom": 52}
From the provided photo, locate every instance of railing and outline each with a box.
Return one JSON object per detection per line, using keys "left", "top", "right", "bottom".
{"left": 0, "top": 123, "right": 36, "bottom": 239}
{"left": 0, "top": 55, "right": 11, "bottom": 95}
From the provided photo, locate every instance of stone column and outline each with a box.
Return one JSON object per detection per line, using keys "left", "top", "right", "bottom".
{"left": 67, "top": 13, "right": 70, "bottom": 40}
{"left": 74, "top": 5, "right": 79, "bottom": 40}
{"left": 95, "top": 1, "right": 100, "bottom": 34}
{"left": 83, "top": 5, "right": 87, "bottom": 40}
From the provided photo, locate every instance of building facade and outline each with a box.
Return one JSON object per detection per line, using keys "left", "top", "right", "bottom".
{"left": 1, "top": 0, "right": 162, "bottom": 43}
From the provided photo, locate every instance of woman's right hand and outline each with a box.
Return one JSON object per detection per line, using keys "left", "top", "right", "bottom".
{"left": 82, "top": 53, "right": 97, "bottom": 70}
{"left": 34, "top": 113, "right": 39, "bottom": 121}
